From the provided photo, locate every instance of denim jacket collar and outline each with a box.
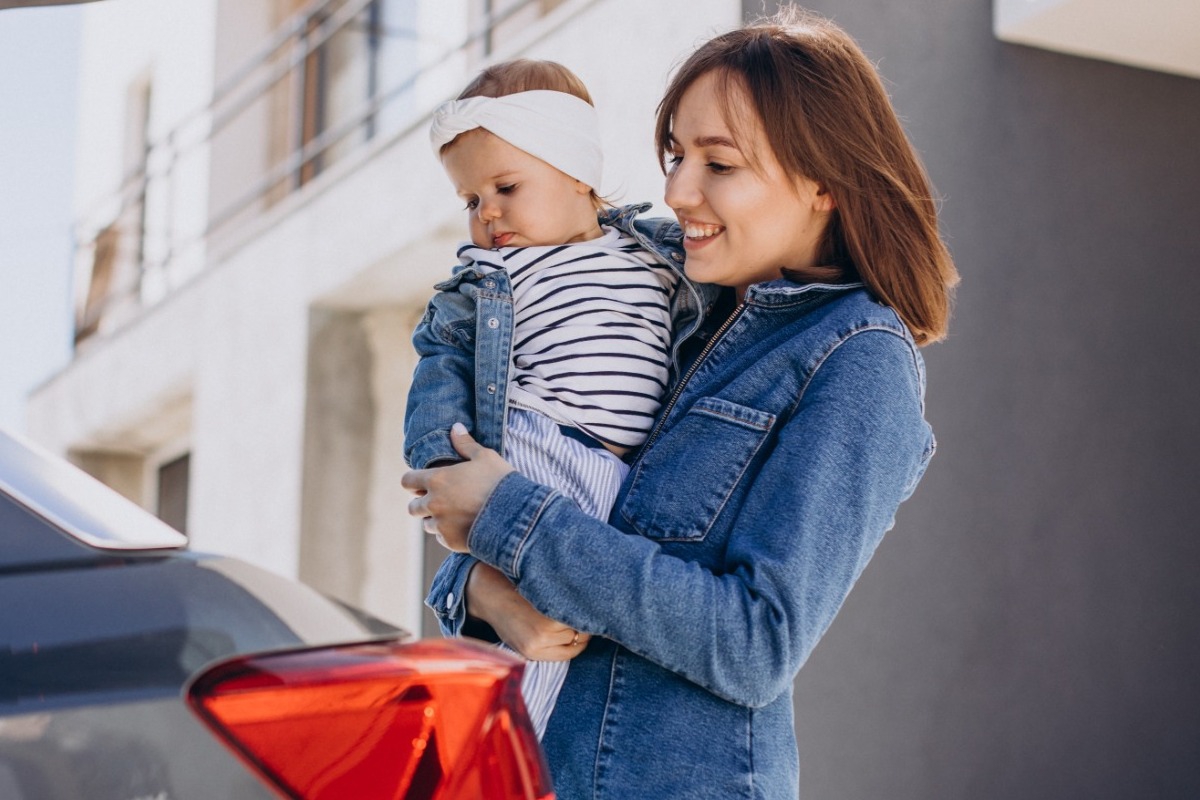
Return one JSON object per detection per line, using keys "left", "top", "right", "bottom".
{"left": 743, "top": 278, "right": 866, "bottom": 309}
{"left": 603, "top": 204, "right": 869, "bottom": 313}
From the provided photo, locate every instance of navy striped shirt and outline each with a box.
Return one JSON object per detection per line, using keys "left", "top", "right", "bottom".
{"left": 458, "top": 226, "right": 678, "bottom": 449}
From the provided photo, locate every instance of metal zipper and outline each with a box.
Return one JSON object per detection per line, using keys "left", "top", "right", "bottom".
{"left": 640, "top": 301, "right": 747, "bottom": 455}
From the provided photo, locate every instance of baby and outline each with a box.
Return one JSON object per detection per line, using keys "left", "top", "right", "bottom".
{"left": 404, "top": 60, "right": 678, "bottom": 738}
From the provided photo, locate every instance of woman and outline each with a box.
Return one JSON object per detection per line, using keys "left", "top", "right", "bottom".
{"left": 403, "top": 8, "right": 959, "bottom": 798}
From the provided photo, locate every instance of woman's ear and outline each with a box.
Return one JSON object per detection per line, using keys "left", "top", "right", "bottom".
{"left": 796, "top": 176, "right": 836, "bottom": 212}
{"left": 814, "top": 184, "right": 836, "bottom": 212}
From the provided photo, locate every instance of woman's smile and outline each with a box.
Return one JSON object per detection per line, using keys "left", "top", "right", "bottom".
{"left": 681, "top": 218, "right": 725, "bottom": 249}
{"left": 664, "top": 70, "right": 833, "bottom": 300}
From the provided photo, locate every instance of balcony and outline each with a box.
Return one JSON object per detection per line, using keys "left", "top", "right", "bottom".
{"left": 30, "top": 0, "right": 738, "bottom": 625}
{"left": 69, "top": 0, "right": 578, "bottom": 348}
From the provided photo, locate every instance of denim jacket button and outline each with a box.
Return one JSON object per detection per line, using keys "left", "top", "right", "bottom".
{"left": 483, "top": 280, "right": 496, "bottom": 289}
{"left": 486, "top": 384, "right": 497, "bottom": 394}
{"left": 671, "top": 252, "right": 683, "bottom": 262}
{"left": 446, "top": 591, "right": 455, "bottom": 608}
{"left": 487, "top": 317, "right": 499, "bottom": 329}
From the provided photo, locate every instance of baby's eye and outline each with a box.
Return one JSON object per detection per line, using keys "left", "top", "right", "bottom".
{"left": 497, "top": 184, "right": 516, "bottom": 195}
{"left": 464, "top": 198, "right": 479, "bottom": 210}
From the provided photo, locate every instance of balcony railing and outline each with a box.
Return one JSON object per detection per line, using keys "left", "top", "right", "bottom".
{"left": 72, "top": 0, "right": 577, "bottom": 347}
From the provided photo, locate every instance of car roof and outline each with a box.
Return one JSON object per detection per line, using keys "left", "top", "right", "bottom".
{"left": 0, "top": 427, "right": 187, "bottom": 559}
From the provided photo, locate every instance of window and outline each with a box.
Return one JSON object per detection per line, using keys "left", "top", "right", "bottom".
{"left": 74, "top": 74, "right": 153, "bottom": 345}
{"left": 268, "top": 0, "right": 419, "bottom": 193}
{"left": 475, "top": 0, "right": 565, "bottom": 56}
{"left": 156, "top": 453, "right": 190, "bottom": 534}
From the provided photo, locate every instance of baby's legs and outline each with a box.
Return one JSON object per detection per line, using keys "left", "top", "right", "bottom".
{"left": 501, "top": 407, "right": 629, "bottom": 738}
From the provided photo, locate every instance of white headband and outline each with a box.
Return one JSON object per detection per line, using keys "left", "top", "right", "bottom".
{"left": 430, "top": 90, "right": 603, "bottom": 190}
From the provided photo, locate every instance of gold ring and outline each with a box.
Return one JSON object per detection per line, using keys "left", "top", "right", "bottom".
{"left": 571, "top": 631, "right": 581, "bottom": 647}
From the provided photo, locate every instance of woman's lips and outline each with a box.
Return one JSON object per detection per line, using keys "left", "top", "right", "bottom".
{"left": 680, "top": 220, "right": 724, "bottom": 249}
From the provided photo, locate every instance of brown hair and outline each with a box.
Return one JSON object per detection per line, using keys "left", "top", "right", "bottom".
{"left": 457, "top": 58, "right": 594, "bottom": 104}
{"left": 450, "top": 59, "right": 608, "bottom": 211}
{"left": 655, "top": 9, "right": 959, "bottom": 345}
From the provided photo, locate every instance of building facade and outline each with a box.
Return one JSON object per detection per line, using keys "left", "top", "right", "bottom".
{"left": 758, "top": 1, "right": 1200, "bottom": 798}
{"left": 29, "top": 0, "right": 740, "bottom": 638}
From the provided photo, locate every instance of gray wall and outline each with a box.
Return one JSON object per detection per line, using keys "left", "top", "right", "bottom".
{"left": 750, "top": 2, "right": 1200, "bottom": 798}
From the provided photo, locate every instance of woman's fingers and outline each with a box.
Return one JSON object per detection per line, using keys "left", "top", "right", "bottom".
{"left": 450, "top": 421, "right": 487, "bottom": 460}
{"left": 520, "top": 630, "right": 592, "bottom": 661}
{"left": 463, "top": 566, "right": 594, "bottom": 660}
{"left": 509, "top": 614, "right": 592, "bottom": 660}
{"left": 400, "top": 462, "right": 438, "bottom": 495}
{"left": 400, "top": 425, "right": 516, "bottom": 552}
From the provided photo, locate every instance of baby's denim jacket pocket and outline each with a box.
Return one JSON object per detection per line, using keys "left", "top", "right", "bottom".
{"left": 620, "top": 397, "right": 774, "bottom": 542}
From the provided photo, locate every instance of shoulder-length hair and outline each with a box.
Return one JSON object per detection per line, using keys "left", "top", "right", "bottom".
{"left": 655, "top": 9, "right": 959, "bottom": 345}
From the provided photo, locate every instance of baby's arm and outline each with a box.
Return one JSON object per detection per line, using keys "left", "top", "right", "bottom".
{"left": 408, "top": 287, "right": 490, "bottom": 642}
{"left": 403, "top": 288, "right": 478, "bottom": 469}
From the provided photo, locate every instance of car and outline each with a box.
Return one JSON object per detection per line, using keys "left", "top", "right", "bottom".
{"left": 0, "top": 426, "right": 553, "bottom": 800}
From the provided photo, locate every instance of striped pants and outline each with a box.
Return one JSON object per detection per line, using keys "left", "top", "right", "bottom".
{"left": 502, "top": 406, "right": 629, "bottom": 739}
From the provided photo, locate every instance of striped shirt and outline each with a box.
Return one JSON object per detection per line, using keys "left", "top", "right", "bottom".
{"left": 458, "top": 225, "right": 678, "bottom": 449}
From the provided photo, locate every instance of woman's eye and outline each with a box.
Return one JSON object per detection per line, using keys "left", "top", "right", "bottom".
{"left": 706, "top": 161, "right": 732, "bottom": 175}
{"left": 665, "top": 154, "right": 683, "bottom": 171}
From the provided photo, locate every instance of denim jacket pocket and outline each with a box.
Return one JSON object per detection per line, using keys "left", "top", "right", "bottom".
{"left": 620, "top": 397, "right": 775, "bottom": 542}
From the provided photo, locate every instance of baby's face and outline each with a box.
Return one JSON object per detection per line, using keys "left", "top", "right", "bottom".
{"left": 441, "top": 129, "right": 599, "bottom": 249}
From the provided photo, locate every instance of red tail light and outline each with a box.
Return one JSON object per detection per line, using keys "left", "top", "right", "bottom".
{"left": 186, "top": 638, "right": 554, "bottom": 800}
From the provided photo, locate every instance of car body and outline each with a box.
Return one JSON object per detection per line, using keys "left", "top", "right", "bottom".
{"left": 0, "top": 427, "right": 553, "bottom": 799}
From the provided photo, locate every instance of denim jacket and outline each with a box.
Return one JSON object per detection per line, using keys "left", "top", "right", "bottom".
{"left": 403, "top": 202, "right": 706, "bottom": 469}
{"left": 421, "top": 206, "right": 935, "bottom": 799}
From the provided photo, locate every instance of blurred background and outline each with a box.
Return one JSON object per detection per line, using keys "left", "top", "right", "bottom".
{"left": 2, "top": 0, "right": 1198, "bottom": 797}
{"left": 0, "top": 4, "right": 79, "bottom": 435}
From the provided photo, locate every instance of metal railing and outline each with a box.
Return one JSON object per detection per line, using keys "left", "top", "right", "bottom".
{"left": 72, "top": 0, "right": 580, "bottom": 346}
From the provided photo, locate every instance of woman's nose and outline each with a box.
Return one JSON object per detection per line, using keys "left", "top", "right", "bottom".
{"left": 664, "top": 161, "right": 699, "bottom": 212}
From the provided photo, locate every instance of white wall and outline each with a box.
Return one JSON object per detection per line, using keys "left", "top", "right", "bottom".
{"left": 73, "top": 0, "right": 215, "bottom": 295}
{"left": 32, "top": 0, "right": 742, "bottom": 631}
{"left": 994, "top": 0, "right": 1200, "bottom": 79}
{"left": 504, "top": 0, "right": 741, "bottom": 218}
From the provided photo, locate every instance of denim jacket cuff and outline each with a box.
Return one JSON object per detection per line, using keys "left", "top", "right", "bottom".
{"left": 424, "top": 551, "right": 478, "bottom": 636}
{"left": 406, "top": 430, "right": 462, "bottom": 470}
{"left": 469, "top": 471, "right": 558, "bottom": 580}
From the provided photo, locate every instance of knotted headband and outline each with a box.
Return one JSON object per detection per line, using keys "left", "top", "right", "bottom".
{"left": 429, "top": 90, "right": 603, "bottom": 190}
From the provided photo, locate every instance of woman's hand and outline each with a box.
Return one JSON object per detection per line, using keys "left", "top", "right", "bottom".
{"left": 404, "top": 426, "right": 589, "bottom": 658}
{"left": 467, "top": 564, "right": 591, "bottom": 661}
{"left": 402, "top": 423, "right": 515, "bottom": 551}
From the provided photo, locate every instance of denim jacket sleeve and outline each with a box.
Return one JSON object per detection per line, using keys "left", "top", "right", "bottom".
{"left": 465, "top": 328, "right": 934, "bottom": 708}
{"left": 406, "top": 279, "right": 499, "bottom": 638}
{"left": 403, "top": 288, "right": 478, "bottom": 470}
{"left": 424, "top": 550, "right": 503, "bottom": 641}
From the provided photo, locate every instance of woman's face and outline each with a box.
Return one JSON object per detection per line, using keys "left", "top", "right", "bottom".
{"left": 664, "top": 71, "right": 833, "bottom": 300}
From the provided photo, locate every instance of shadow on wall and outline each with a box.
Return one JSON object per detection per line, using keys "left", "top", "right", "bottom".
{"left": 778, "top": 0, "right": 1200, "bottom": 798}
